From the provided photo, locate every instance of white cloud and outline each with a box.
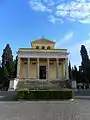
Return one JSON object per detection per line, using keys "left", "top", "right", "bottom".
{"left": 55, "top": 32, "right": 90, "bottom": 67}
{"left": 56, "top": 1, "right": 90, "bottom": 23}
{"left": 43, "top": 0, "right": 55, "bottom": 6}
{"left": 48, "top": 15, "right": 56, "bottom": 23}
{"left": 48, "top": 15, "right": 63, "bottom": 23}
{"left": 55, "top": 32, "right": 73, "bottom": 48}
{"left": 61, "top": 32, "right": 73, "bottom": 43}
{"left": 29, "top": 0, "right": 51, "bottom": 12}
{"left": 29, "top": 0, "right": 90, "bottom": 24}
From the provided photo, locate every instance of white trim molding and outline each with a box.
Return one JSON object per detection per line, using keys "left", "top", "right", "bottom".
{"left": 18, "top": 52, "right": 68, "bottom": 58}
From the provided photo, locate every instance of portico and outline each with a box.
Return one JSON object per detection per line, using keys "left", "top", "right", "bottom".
{"left": 17, "top": 54, "right": 68, "bottom": 80}
{"left": 16, "top": 37, "right": 69, "bottom": 89}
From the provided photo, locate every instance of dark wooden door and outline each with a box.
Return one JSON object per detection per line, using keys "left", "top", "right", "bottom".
{"left": 39, "top": 66, "right": 46, "bottom": 79}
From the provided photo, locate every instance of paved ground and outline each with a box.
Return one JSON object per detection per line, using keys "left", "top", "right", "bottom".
{"left": 0, "top": 91, "right": 17, "bottom": 101}
{"left": 0, "top": 100, "right": 80, "bottom": 120}
{"left": 0, "top": 90, "right": 89, "bottom": 120}
{"left": 0, "top": 99, "right": 90, "bottom": 120}
{"left": 75, "top": 89, "right": 90, "bottom": 96}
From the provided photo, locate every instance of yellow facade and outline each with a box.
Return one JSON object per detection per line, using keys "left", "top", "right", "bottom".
{"left": 19, "top": 58, "right": 66, "bottom": 80}
{"left": 17, "top": 37, "right": 69, "bottom": 81}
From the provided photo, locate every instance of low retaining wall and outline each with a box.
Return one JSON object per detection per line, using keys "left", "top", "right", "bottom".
{"left": 9, "top": 78, "right": 19, "bottom": 91}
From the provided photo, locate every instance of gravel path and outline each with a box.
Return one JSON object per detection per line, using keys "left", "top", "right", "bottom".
{"left": 0, "top": 90, "right": 89, "bottom": 120}
{"left": 0, "top": 100, "right": 87, "bottom": 120}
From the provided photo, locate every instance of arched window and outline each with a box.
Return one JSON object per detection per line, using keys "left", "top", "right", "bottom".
{"left": 42, "top": 46, "right": 45, "bottom": 49}
{"left": 47, "top": 46, "right": 50, "bottom": 49}
{"left": 36, "top": 46, "right": 39, "bottom": 49}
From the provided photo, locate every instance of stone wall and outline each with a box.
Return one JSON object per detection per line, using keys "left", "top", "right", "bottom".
{"left": 16, "top": 79, "right": 71, "bottom": 89}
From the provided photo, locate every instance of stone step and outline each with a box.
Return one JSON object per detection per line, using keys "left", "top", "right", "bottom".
{"left": 17, "top": 83, "right": 59, "bottom": 89}
{"left": 16, "top": 79, "right": 71, "bottom": 89}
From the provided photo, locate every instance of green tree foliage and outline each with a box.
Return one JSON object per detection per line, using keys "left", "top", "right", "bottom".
{"left": 68, "top": 60, "right": 72, "bottom": 79}
{"left": 0, "top": 67, "right": 3, "bottom": 84}
{"left": 80, "top": 45, "right": 89, "bottom": 72}
{"left": 72, "top": 67, "right": 76, "bottom": 80}
{"left": 85, "top": 60, "right": 90, "bottom": 83}
{"left": 74, "top": 65, "right": 78, "bottom": 82}
{"left": 12, "top": 56, "right": 18, "bottom": 78}
{"left": 72, "top": 66, "right": 80, "bottom": 83}
{"left": 71, "top": 67, "right": 74, "bottom": 79}
{"left": 2, "top": 44, "right": 13, "bottom": 78}
{"left": 80, "top": 45, "right": 90, "bottom": 83}
{"left": 2, "top": 66, "right": 9, "bottom": 90}
{"left": 1, "top": 44, "right": 13, "bottom": 89}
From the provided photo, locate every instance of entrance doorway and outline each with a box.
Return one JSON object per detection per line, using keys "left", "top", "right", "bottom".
{"left": 39, "top": 66, "right": 46, "bottom": 79}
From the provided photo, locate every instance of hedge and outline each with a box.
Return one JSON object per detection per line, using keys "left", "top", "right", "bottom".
{"left": 17, "top": 88, "right": 74, "bottom": 100}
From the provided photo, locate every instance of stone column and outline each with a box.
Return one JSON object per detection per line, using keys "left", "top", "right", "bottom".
{"left": 47, "top": 58, "right": 50, "bottom": 80}
{"left": 65, "top": 58, "right": 69, "bottom": 79}
{"left": 27, "top": 58, "right": 30, "bottom": 78}
{"left": 63, "top": 63, "right": 65, "bottom": 79}
{"left": 56, "top": 58, "right": 59, "bottom": 79}
{"left": 37, "top": 58, "right": 39, "bottom": 79}
{"left": 17, "top": 57, "right": 20, "bottom": 78}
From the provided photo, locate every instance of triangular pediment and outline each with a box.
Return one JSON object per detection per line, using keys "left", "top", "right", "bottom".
{"left": 32, "top": 37, "right": 55, "bottom": 44}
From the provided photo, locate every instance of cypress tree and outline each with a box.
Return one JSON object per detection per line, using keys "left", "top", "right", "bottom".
{"left": 80, "top": 45, "right": 90, "bottom": 83}
{"left": 2, "top": 44, "right": 13, "bottom": 89}
{"left": 80, "top": 45, "right": 89, "bottom": 73}
{"left": 12, "top": 56, "right": 18, "bottom": 78}
{"left": 68, "top": 60, "right": 72, "bottom": 79}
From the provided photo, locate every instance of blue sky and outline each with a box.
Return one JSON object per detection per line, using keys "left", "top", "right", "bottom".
{"left": 0, "top": 0, "right": 90, "bottom": 67}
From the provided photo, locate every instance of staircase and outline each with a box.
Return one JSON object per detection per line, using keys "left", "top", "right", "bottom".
{"left": 16, "top": 81, "right": 59, "bottom": 89}
{"left": 16, "top": 79, "right": 71, "bottom": 90}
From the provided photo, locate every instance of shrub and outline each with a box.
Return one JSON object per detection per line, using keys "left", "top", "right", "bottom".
{"left": 17, "top": 88, "right": 74, "bottom": 100}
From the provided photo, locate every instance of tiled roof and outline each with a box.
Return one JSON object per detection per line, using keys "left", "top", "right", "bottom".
{"left": 32, "top": 37, "right": 55, "bottom": 44}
